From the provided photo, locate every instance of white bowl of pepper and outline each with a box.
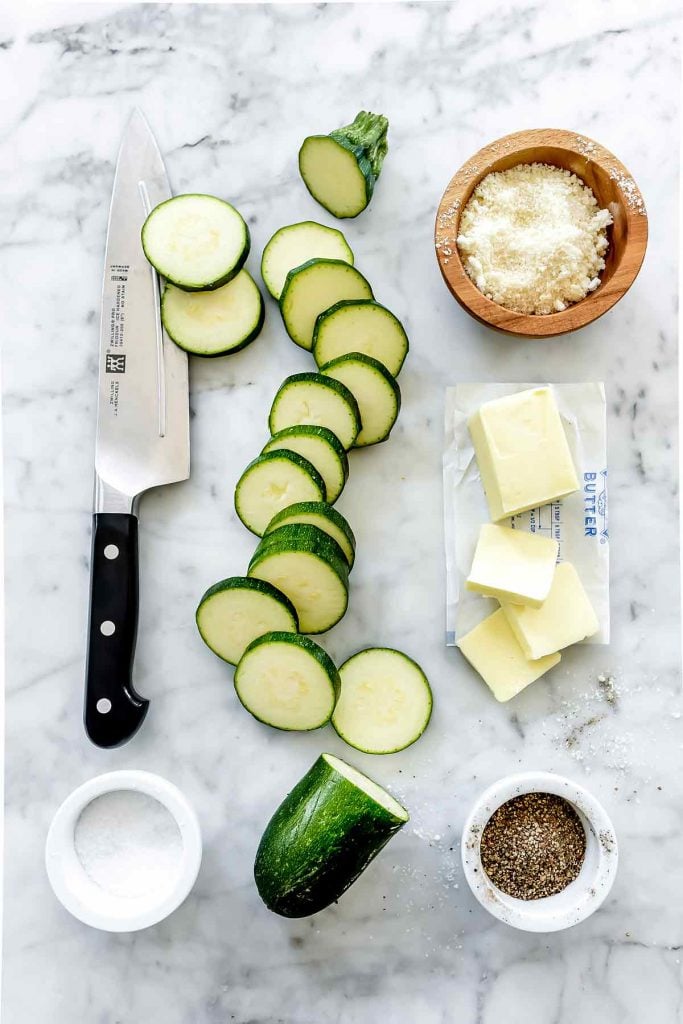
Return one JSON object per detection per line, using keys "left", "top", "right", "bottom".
{"left": 461, "top": 771, "right": 618, "bottom": 932}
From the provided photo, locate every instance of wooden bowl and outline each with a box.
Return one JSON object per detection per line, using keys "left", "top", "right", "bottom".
{"left": 435, "top": 128, "right": 648, "bottom": 337}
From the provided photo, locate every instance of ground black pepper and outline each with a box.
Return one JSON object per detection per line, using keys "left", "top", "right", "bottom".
{"left": 480, "top": 792, "right": 586, "bottom": 900}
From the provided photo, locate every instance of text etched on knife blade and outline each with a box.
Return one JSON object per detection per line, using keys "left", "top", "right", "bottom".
{"left": 108, "top": 264, "right": 129, "bottom": 349}
{"left": 106, "top": 263, "right": 129, "bottom": 417}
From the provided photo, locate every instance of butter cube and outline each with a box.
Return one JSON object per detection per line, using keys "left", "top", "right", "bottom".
{"left": 501, "top": 562, "right": 599, "bottom": 660}
{"left": 466, "top": 523, "right": 559, "bottom": 607}
{"left": 468, "top": 386, "right": 579, "bottom": 522}
{"left": 457, "top": 608, "right": 561, "bottom": 702}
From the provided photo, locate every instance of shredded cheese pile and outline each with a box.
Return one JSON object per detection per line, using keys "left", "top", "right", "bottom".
{"left": 457, "top": 163, "right": 612, "bottom": 315}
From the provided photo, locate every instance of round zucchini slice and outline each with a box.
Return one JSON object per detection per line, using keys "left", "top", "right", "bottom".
{"left": 254, "top": 752, "right": 408, "bottom": 917}
{"left": 332, "top": 648, "right": 433, "bottom": 754}
{"left": 234, "top": 451, "right": 325, "bottom": 537}
{"left": 279, "top": 259, "right": 373, "bottom": 351}
{"left": 262, "top": 425, "right": 348, "bottom": 504}
{"left": 312, "top": 300, "right": 409, "bottom": 377}
{"left": 196, "top": 577, "right": 298, "bottom": 666}
{"left": 162, "top": 271, "right": 264, "bottom": 356}
{"left": 268, "top": 372, "right": 361, "bottom": 451}
{"left": 248, "top": 523, "right": 349, "bottom": 634}
{"left": 141, "top": 194, "right": 250, "bottom": 291}
{"left": 234, "top": 632, "right": 340, "bottom": 731}
{"left": 320, "top": 353, "right": 401, "bottom": 447}
{"left": 264, "top": 501, "right": 356, "bottom": 569}
{"left": 261, "top": 221, "right": 354, "bottom": 300}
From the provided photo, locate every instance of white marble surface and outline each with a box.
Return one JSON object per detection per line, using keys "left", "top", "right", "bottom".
{"left": 2, "top": 3, "right": 682, "bottom": 1021}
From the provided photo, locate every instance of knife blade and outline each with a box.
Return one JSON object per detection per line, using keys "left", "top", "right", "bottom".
{"left": 85, "top": 110, "right": 190, "bottom": 748}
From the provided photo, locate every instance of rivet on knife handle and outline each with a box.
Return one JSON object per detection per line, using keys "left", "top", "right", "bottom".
{"left": 84, "top": 513, "right": 148, "bottom": 747}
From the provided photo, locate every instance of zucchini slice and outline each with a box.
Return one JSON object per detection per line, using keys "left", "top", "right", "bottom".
{"left": 141, "top": 194, "right": 249, "bottom": 291}
{"left": 254, "top": 752, "right": 408, "bottom": 917}
{"left": 332, "top": 648, "right": 432, "bottom": 754}
{"left": 234, "top": 632, "right": 340, "bottom": 731}
{"left": 268, "top": 372, "right": 361, "bottom": 451}
{"left": 264, "top": 501, "right": 356, "bottom": 569}
{"left": 321, "top": 353, "right": 401, "bottom": 447}
{"left": 261, "top": 222, "right": 354, "bottom": 300}
{"left": 248, "top": 523, "right": 349, "bottom": 634}
{"left": 279, "top": 259, "right": 373, "bottom": 351}
{"left": 235, "top": 451, "right": 325, "bottom": 537}
{"left": 298, "top": 112, "right": 389, "bottom": 219}
{"left": 313, "top": 300, "right": 409, "bottom": 377}
{"left": 196, "top": 577, "right": 298, "bottom": 666}
{"left": 262, "top": 425, "right": 348, "bottom": 504}
{"left": 161, "top": 272, "right": 264, "bottom": 356}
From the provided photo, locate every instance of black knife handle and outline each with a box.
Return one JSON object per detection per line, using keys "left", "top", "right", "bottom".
{"left": 84, "top": 513, "right": 149, "bottom": 747}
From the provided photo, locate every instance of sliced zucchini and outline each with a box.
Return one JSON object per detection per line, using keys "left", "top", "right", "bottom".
{"left": 332, "top": 648, "right": 432, "bottom": 754}
{"left": 268, "top": 372, "right": 361, "bottom": 451}
{"left": 196, "top": 577, "right": 297, "bottom": 666}
{"left": 261, "top": 222, "right": 354, "bottom": 300}
{"left": 313, "top": 300, "right": 409, "bottom": 377}
{"left": 264, "top": 501, "right": 355, "bottom": 569}
{"left": 235, "top": 451, "right": 324, "bottom": 537}
{"left": 321, "top": 353, "right": 400, "bottom": 447}
{"left": 234, "top": 632, "right": 340, "bottom": 731}
{"left": 161, "top": 272, "right": 264, "bottom": 356}
{"left": 298, "top": 112, "right": 389, "bottom": 219}
{"left": 141, "top": 194, "right": 249, "bottom": 291}
{"left": 254, "top": 752, "right": 408, "bottom": 917}
{"left": 262, "top": 425, "right": 348, "bottom": 504}
{"left": 248, "top": 523, "right": 349, "bottom": 634}
{"left": 279, "top": 259, "right": 373, "bottom": 351}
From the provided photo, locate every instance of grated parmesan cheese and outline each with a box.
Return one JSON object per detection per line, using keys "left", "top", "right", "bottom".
{"left": 456, "top": 163, "right": 612, "bottom": 315}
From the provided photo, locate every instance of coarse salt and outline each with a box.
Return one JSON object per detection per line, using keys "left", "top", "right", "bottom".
{"left": 456, "top": 162, "right": 612, "bottom": 315}
{"left": 74, "top": 790, "right": 184, "bottom": 899}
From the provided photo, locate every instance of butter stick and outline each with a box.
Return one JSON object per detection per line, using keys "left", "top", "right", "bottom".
{"left": 457, "top": 608, "right": 561, "bottom": 702}
{"left": 468, "top": 386, "right": 579, "bottom": 522}
{"left": 501, "top": 561, "right": 599, "bottom": 660}
{"left": 466, "top": 523, "right": 559, "bottom": 607}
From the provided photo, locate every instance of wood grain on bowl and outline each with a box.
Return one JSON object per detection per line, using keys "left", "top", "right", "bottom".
{"left": 435, "top": 128, "right": 648, "bottom": 338}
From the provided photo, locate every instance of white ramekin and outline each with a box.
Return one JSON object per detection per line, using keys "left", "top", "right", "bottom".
{"left": 45, "top": 769, "right": 202, "bottom": 932}
{"left": 461, "top": 771, "right": 618, "bottom": 932}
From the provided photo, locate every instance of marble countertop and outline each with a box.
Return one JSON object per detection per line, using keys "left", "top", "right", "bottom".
{"left": 2, "top": 3, "right": 682, "bottom": 1021}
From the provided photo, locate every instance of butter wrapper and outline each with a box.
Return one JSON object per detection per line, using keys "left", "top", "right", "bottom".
{"left": 443, "top": 383, "right": 609, "bottom": 646}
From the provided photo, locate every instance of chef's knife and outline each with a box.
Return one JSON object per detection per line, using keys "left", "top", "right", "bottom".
{"left": 85, "top": 110, "right": 190, "bottom": 747}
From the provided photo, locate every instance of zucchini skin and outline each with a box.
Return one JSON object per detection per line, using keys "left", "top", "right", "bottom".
{"left": 161, "top": 279, "right": 265, "bottom": 357}
{"left": 254, "top": 754, "right": 407, "bottom": 917}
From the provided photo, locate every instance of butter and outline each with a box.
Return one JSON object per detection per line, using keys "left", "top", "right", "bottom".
{"left": 468, "top": 386, "right": 579, "bottom": 522}
{"left": 466, "top": 523, "right": 559, "bottom": 607}
{"left": 457, "top": 608, "right": 561, "bottom": 702}
{"left": 501, "top": 562, "right": 599, "bottom": 660}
